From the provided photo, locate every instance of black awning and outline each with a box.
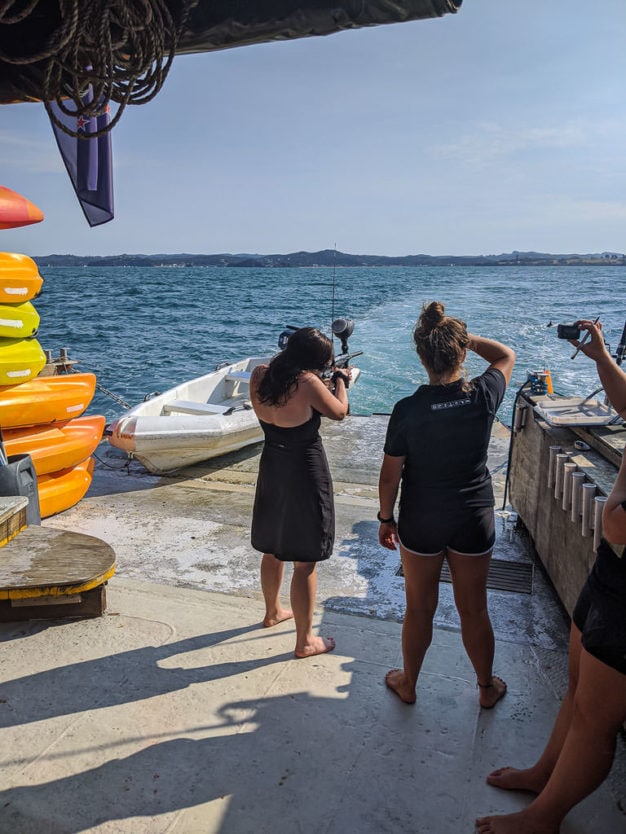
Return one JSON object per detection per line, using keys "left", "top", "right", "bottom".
{"left": 177, "top": 0, "right": 463, "bottom": 54}
{"left": 0, "top": 0, "right": 461, "bottom": 105}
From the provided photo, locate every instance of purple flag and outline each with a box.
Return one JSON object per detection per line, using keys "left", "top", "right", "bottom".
{"left": 48, "top": 91, "right": 114, "bottom": 227}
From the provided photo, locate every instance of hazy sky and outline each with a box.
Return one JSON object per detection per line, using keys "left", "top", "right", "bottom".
{"left": 1, "top": 0, "right": 625, "bottom": 256}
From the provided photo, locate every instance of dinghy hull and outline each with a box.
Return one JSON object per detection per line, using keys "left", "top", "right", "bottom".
{"left": 107, "top": 358, "right": 267, "bottom": 473}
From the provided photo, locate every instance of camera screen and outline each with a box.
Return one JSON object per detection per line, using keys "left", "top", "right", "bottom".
{"left": 557, "top": 324, "right": 580, "bottom": 340}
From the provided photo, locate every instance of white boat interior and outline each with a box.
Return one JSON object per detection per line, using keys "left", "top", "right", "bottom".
{"left": 106, "top": 358, "right": 268, "bottom": 472}
{"left": 533, "top": 394, "right": 619, "bottom": 427}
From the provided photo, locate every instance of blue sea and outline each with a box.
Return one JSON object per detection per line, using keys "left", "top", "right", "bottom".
{"left": 33, "top": 265, "right": 626, "bottom": 425}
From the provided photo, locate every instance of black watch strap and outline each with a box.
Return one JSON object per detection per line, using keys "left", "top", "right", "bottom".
{"left": 377, "top": 511, "right": 395, "bottom": 523}
{"left": 332, "top": 371, "right": 350, "bottom": 389}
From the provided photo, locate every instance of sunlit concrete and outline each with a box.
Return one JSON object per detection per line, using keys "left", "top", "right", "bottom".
{"left": 0, "top": 415, "right": 622, "bottom": 833}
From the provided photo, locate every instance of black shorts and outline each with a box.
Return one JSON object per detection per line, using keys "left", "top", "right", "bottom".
{"left": 398, "top": 504, "right": 495, "bottom": 556}
{"left": 573, "top": 540, "right": 626, "bottom": 675}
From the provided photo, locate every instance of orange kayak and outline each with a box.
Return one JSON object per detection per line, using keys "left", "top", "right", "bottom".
{"left": 0, "top": 253, "right": 44, "bottom": 302}
{"left": 3, "top": 416, "right": 105, "bottom": 476}
{"left": 0, "top": 373, "right": 96, "bottom": 428}
{"left": 0, "top": 187, "right": 44, "bottom": 230}
{"left": 38, "top": 457, "right": 95, "bottom": 519}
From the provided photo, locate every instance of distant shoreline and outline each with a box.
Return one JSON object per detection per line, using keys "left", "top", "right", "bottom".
{"left": 33, "top": 249, "right": 626, "bottom": 268}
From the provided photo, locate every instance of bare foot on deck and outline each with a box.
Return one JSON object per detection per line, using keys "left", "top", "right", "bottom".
{"left": 294, "top": 636, "right": 335, "bottom": 658}
{"left": 478, "top": 676, "right": 507, "bottom": 709}
{"left": 475, "top": 809, "right": 558, "bottom": 834}
{"left": 263, "top": 608, "right": 294, "bottom": 628}
{"left": 385, "top": 669, "right": 416, "bottom": 704}
{"left": 486, "top": 766, "right": 547, "bottom": 794}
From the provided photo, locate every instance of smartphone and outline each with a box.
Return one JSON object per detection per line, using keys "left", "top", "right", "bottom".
{"left": 557, "top": 324, "right": 580, "bottom": 340}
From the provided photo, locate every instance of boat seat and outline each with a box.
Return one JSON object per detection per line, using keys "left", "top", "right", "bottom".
{"left": 225, "top": 371, "right": 251, "bottom": 384}
{"left": 162, "top": 400, "right": 233, "bottom": 416}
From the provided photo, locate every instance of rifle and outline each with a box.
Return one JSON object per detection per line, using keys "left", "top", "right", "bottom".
{"left": 322, "top": 350, "right": 363, "bottom": 379}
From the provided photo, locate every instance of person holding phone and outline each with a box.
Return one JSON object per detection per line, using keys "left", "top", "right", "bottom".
{"left": 476, "top": 319, "right": 626, "bottom": 834}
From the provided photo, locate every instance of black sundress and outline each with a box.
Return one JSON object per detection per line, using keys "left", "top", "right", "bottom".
{"left": 251, "top": 411, "right": 334, "bottom": 562}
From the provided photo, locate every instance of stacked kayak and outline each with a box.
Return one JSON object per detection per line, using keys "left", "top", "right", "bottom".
{"left": 0, "top": 254, "right": 46, "bottom": 383}
{"left": 0, "top": 189, "right": 104, "bottom": 517}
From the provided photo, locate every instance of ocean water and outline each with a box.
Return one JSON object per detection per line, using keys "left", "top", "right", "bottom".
{"left": 33, "top": 265, "right": 626, "bottom": 425}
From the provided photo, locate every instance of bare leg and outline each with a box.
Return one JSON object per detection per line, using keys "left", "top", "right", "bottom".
{"left": 260, "top": 553, "right": 293, "bottom": 627}
{"left": 291, "top": 561, "right": 334, "bottom": 658}
{"left": 446, "top": 548, "right": 506, "bottom": 708}
{"left": 385, "top": 546, "right": 444, "bottom": 704}
{"left": 486, "top": 624, "right": 583, "bottom": 793}
{"left": 476, "top": 645, "right": 626, "bottom": 834}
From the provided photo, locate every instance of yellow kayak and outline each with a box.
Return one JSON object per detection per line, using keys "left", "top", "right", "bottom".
{"left": 0, "top": 337, "right": 46, "bottom": 385}
{"left": 38, "top": 457, "right": 95, "bottom": 518}
{"left": 0, "top": 252, "right": 44, "bottom": 302}
{"left": 0, "top": 301, "right": 40, "bottom": 339}
{"left": 0, "top": 373, "right": 96, "bottom": 428}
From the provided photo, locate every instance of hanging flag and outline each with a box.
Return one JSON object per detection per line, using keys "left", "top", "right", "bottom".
{"left": 48, "top": 91, "right": 114, "bottom": 227}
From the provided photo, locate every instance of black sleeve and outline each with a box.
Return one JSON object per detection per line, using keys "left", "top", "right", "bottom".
{"left": 383, "top": 401, "right": 408, "bottom": 457}
{"left": 475, "top": 367, "right": 507, "bottom": 414}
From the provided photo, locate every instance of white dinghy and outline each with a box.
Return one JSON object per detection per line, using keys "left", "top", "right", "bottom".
{"left": 106, "top": 357, "right": 269, "bottom": 473}
{"left": 107, "top": 319, "right": 362, "bottom": 474}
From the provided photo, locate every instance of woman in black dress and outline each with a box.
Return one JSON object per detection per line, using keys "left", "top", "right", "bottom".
{"left": 250, "top": 327, "right": 350, "bottom": 658}
{"left": 378, "top": 301, "right": 515, "bottom": 706}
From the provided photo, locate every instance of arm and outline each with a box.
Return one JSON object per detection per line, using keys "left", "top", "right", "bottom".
{"left": 467, "top": 334, "right": 516, "bottom": 384}
{"left": 572, "top": 319, "right": 626, "bottom": 417}
{"left": 249, "top": 365, "right": 267, "bottom": 409}
{"left": 304, "top": 372, "right": 349, "bottom": 421}
{"left": 571, "top": 320, "right": 626, "bottom": 543}
{"left": 378, "top": 453, "right": 404, "bottom": 550}
{"left": 602, "top": 455, "right": 626, "bottom": 545}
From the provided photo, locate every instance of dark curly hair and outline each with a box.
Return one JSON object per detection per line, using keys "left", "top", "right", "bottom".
{"left": 413, "top": 301, "right": 471, "bottom": 382}
{"left": 256, "top": 327, "right": 333, "bottom": 406}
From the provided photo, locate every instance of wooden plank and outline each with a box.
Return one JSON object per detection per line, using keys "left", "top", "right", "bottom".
{"left": 572, "top": 425, "right": 625, "bottom": 468}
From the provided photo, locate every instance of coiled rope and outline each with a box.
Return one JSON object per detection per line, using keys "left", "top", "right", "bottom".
{"left": 0, "top": 0, "right": 195, "bottom": 137}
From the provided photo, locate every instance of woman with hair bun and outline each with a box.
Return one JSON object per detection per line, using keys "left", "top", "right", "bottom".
{"left": 250, "top": 327, "right": 351, "bottom": 658}
{"left": 378, "top": 301, "right": 515, "bottom": 706}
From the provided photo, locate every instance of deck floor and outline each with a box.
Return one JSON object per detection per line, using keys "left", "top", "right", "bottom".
{"left": 0, "top": 414, "right": 624, "bottom": 833}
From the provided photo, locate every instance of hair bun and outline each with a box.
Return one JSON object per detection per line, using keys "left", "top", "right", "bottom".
{"left": 421, "top": 301, "right": 445, "bottom": 329}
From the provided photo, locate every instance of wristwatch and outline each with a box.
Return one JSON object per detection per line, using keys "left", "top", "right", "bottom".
{"left": 377, "top": 511, "right": 395, "bottom": 524}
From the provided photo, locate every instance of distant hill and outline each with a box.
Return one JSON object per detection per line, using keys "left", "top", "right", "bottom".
{"left": 33, "top": 249, "right": 626, "bottom": 268}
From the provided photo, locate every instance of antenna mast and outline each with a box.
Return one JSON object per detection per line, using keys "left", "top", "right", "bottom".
{"left": 331, "top": 243, "right": 336, "bottom": 335}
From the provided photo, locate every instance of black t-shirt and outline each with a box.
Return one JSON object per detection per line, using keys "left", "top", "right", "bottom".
{"left": 384, "top": 368, "right": 506, "bottom": 508}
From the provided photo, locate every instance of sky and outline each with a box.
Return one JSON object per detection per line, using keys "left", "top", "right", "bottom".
{"left": 0, "top": 0, "right": 625, "bottom": 257}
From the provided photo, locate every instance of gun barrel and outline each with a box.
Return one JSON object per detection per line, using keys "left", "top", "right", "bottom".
{"left": 334, "top": 350, "right": 363, "bottom": 367}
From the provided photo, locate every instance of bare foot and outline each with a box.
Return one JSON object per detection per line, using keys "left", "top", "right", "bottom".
{"left": 478, "top": 675, "right": 507, "bottom": 709}
{"left": 486, "top": 766, "right": 547, "bottom": 794}
{"left": 263, "top": 608, "right": 294, "bottom": 628}
{"left": 294, "top": 636, "right": 335, "bottom": 658}
{"left": 385, "top": 669, "right": 416, "bottom": 704}
{"left": 475, "top": 809, "right": 558, "bottom": 834}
